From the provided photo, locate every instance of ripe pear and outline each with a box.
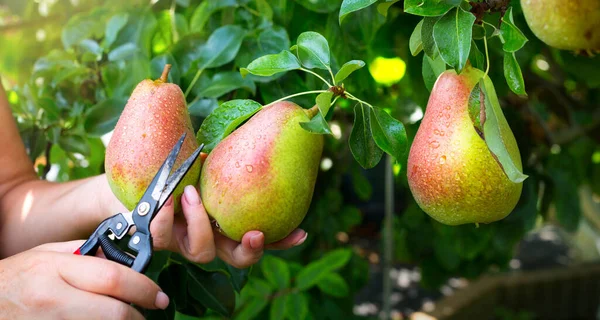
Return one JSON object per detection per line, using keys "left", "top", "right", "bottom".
{"left": 520, "top": 0, "right": 600, "bottom": 51}
{"left": 199, "top": 101, "right": 324, "bottom": 244}
{"left": 406, "top": 66, "right": 523, "bottom": 226}
{"left": 105, "top": 65, "right": 204, "bottom": 213}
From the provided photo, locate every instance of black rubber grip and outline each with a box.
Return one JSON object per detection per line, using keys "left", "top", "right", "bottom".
{"left": 98, "top": 234, "right": 134, "bottom": 267}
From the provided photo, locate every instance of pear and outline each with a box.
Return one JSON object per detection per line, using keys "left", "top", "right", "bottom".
{"left": 199, "top": 101, "right": 324, "bottom": 244}
{"left": 105, "top": 65, "right": 204, "bottom": 213}
{"left": 520, "top": 0, "right": 600, "bottom": 51}
{"left": 406, "top": 66, "right": 523, "bottom": 226}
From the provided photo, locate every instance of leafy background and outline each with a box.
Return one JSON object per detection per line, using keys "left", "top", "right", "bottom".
{"left": 1, "top": 0, "right": 600, "bottom": 319}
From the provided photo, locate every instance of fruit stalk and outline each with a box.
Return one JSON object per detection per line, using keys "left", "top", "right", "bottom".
{"left": 159, "top": 64, "right": 171, "bottom": 83}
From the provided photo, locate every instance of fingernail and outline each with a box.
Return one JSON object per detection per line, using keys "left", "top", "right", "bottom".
{"left": 155, "top": 291, "right": 169, "bottom": 310}
{"left": 294, "top": 232, "right": 308, "bottom": 246}
{"left": 250, "top": 232, "right": 264, "bottom": 250}
{"left": 184, "top": 185, "right": 200, "bottom": 205}
{"left": 165, "top": 197, "right": 173, "bottom": 207}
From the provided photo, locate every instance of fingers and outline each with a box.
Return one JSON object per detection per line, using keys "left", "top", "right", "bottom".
{"left": 172, "top": 185, "right": 216, "bottom": 264}
{"left": 57, "top": 255, "right": 169, "bottom": 310}
{"left": 149, "top": 196, "right": 175, "bottom": 251}
{"left": 214, "top": 230, "right": 264, "bottom": 269}
{"left": 62, "top": 287, "right": 145, "bottom": 320}
{"left": 265, "top": 229, "right": 308, "bottom": 250}
{"left": 33, "top": 240, "right": 86, "bottom": 253}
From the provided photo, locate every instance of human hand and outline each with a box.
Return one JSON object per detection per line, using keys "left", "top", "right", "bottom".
{"left": 149, "top": 185, "right": 308, "bottom": 269}
{"left": 0, "top": 240, "right": 169, "bottom": 319}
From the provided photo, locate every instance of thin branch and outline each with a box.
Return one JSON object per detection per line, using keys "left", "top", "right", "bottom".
{"left": 41, "top": 142, "right": 53, "bottom": 180}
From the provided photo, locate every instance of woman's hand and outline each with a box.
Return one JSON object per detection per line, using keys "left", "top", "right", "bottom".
{"left": 149, "top": 185, "right": 308, "bottom": 269}
{"left": 0, "top": 240, "right": 169, "bottom": 320}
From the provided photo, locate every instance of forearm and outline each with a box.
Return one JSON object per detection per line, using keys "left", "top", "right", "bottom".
{"left": 0, "top": 174, "right": 125, "bottom": 258}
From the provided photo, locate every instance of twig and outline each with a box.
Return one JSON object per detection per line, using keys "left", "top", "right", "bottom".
{"left": 41, "top": 142, "right": 53, "bottom": 180}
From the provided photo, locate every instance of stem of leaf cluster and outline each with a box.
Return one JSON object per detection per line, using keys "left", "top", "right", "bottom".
{"left": 327, "top": 67, "right": 336, "bottom": 85}
{"left": 482, "top": 20, "right": 498, "bottom": 33}
{"left": 185, "top": 68, "right": 204, "bottom": 98}
{"left": 331, "top": 96, "right": 339, "bottom": 106}
{"left": 267, "top": 90, "right": 328, "bottom": 106}
{"left": 346, "top": 92, "right": 374, "bottom": 109}
{"left": 300, "top": 68, "right": 332, "bottom": 87}
{"left": 483, "top": 36, "right": 490, "bottom": 77}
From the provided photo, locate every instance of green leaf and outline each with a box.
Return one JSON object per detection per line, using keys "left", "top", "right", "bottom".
{"left": 404, "top": 0, "right": 455, "bottom": 16}
{"left": 84, "top": 98, "right": 127, "bottom": 136}
{"left": 421, "top": 16, "right": 440, "bottom": 60}
{"left": 194, "top": 71, "right": 256, "bottom": 98}
{"left": 377, "top": 0, "right": 400, "bottom": 17}
{"left": 317, "top": 272, "right": 350, "bottom": 297}
{"left": 256, "top": 0, "right": 274, "bottom": 20}
{"left": 61, "top": 8, "right": 109, "bottom": 49}
{"left": 294, "top": 0, "right": 340, "bottom": 13}
{"left": 339, "top": 0, "right": 378, "bottom": 25}
{"left": 433, "top": 7, "right": 475, "bottom": 72}
{"left": 194, "top": 25, "right": 246, "bottom": 70}
{"left": 186, "top": 264, "right": 236, "bottom": 317}
{"left": 369, "top": 107, "right": 407, "bottom": 160}
{"left": 270, "top": 295, "right": 287, "bottom": 320}
{"left": 189, "top": 0, "right": 238, "bottom": 32}
{"left": 294, "top": 31, "right": 331, "bottom": 70}
{"left": 500, "top": 7, "right": 528, "bottom": 52}
{"left": 299, "top": 111, "right": 332, "bottom": 135}
{"left": 78, "top": 40, "right": 102, "bottom": 61}
{"left": 59, "top": 135, "right": 90, "bottom": 156}
{"left": 188, "top": 98, "right": 219, "bottom": 118}
{"left": 285, "top": 293, "right": 309, "bottom": 320}
{"left": 410, "top": 19, "right": 424, "bottom": 56}
{"left": 104, "top": 13, "right": 129, "bottom": 50}
{"left": 240, "top": 50, "right": 301, "bottom": 77}
{"left": 422, "top": 54, "right": 446, "bottom": 92}
{"left": 261, "top": 255, "right": 290, "bottom": 290}
{"left": 480, "top": 75, "right": 528, "bottom": 183}
{"left": 334, "top": 60, "right": 366, "bottom": 83}
{"left": 235, "top": 299, "right": 268, "bottom": 320}
{"left": 316, "top": 91, "right": 334, "bottom": 115}
{"left": 196, "top": 99, "right": 263, "bottom": 152}
{"left": 108, "top": 43, "right": 140, "bottom": 61}
{"left": 38, "top": 98, "right": 60, "bottom": 122}
{"left": 349, "top": 103, "right": 383, "bottom": 169}
{"left": 469, "top": 39, "right": 484, "bottom": 70}
{"left": 503, "top": 52, "right": 526, "bottom": 95}
{"left": 295, "top": 248, "right": 353, "bottom": 290}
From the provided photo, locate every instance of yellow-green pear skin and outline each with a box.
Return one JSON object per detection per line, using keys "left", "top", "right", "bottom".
{"left": 199, "top": 101, "right": 324, "bottom": 244}
{"left": 406, "top": 67, "right": 523, "bottom": 226}
{"left": 105, "top": 66, "right": 203, "bottom": 213}
{"left": 520, "top": 0, "right": 600, "bottom": 51}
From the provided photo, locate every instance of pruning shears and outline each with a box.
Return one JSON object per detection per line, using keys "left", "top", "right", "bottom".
{"left": 74, "top": 132, "right": 204, "bottom": 273}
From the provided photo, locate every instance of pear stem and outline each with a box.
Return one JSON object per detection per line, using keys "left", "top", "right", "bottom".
{"left": 160, "top": 64, "right": 172, "bottom": 83}
{"left": 306, "top": 105, "right": 319, "bottom": 119}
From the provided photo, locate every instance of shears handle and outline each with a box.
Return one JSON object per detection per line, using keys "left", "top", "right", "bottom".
{"left": 73, "top": 214, "right": 151, "bottom": 272}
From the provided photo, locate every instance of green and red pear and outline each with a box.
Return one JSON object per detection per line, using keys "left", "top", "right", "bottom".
{"left": 199, "top": 101, "right": 323, "bottom": 244}
{"left": 105, "top": 65, "right": 204, "bottom": 213}
{"left": 407, "top": 65, "right": 523, "bottom": 225}
{"left": 520, "top": 0, "right": 600, "bottom": 51}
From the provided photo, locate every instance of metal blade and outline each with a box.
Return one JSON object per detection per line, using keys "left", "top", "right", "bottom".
{"left": 149, "top": 133, "right": 187, "bottom": 202}
{"left": 156, "top": 143, "right": 204, "bottom": 212}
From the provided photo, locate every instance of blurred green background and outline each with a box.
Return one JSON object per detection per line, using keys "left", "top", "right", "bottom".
{"left": 1, "top": 0, "right": 600, "bottom": 319}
